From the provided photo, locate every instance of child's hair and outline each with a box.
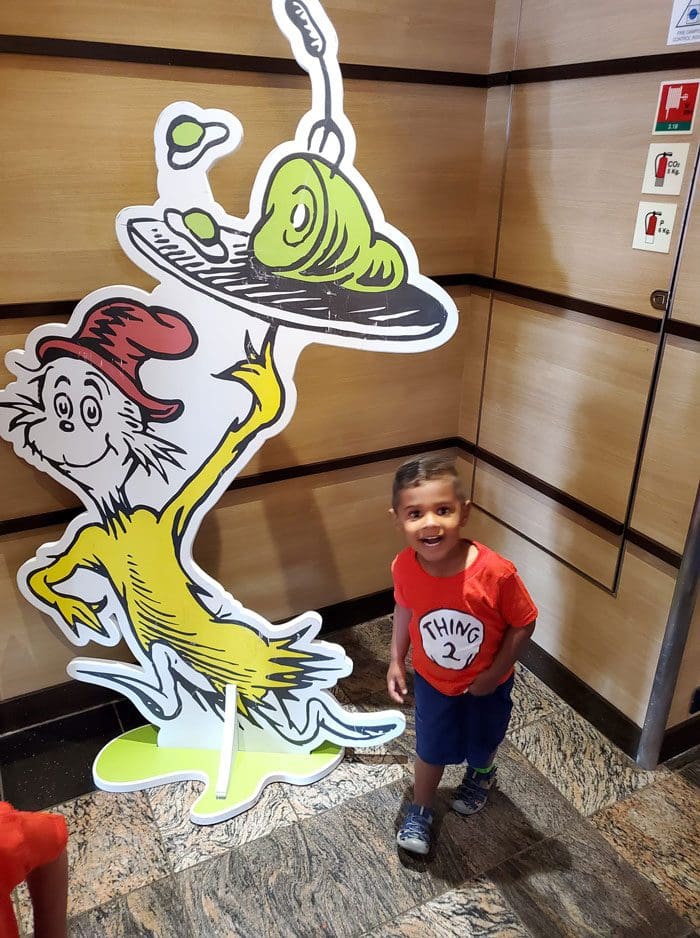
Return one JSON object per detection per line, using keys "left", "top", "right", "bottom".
{"left": 392, "top": 454, "right": 466, "bottom": 509}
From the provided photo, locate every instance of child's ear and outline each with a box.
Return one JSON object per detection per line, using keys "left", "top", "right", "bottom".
{"left": 460, "top": 499, "right": 472, "bottom": 525}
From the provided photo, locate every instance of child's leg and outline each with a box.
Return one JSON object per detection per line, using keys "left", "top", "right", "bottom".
{"left": 413, "top": 756, "right": 445, "bottom": 809}
{"left": 27, "top": 846, "right": 68, "bottom": 938}
{"left": 453, "top": 675, "right": 514, "bottom": 815}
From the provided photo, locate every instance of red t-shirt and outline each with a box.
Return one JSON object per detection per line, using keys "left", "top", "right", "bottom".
{"left": 392, "top": 542, "right": 537, "bottom": 696}
{"left": 0, "top": 803, "right": 68, "bottom": 938}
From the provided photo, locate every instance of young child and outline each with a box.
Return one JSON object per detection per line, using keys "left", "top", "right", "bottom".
{"left": 387, "top": 454, "right": 537, "bottom": 855}
{"left": 0, "top": 802, "right": 69, "bottom": 938}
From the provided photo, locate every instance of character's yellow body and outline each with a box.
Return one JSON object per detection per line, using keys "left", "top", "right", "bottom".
{"left": 27, "top": 338, "right": 309, "bottom": 718}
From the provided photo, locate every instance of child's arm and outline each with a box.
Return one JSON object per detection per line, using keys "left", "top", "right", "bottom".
{"left": 386, "top": 603, "right": 411, "bottom": 704}
{"left": 468, "top": 621, "right": 536, "bottom": 696}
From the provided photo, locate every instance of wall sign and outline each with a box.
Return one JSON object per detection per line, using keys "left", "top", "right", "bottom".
{"left": 652, "top": 79, "right": 700, "bottom": 134}
{"left": 0, "top": 0, "right": 459, "bottom": 823}
{"left": 668, "top": 0, "right": 700, "bottom": 45}
{"left": 641, "top": 142, "right": 690, "bottom": 194}
{"left": 632, "top": 201, "right": 678, "bottom": 253}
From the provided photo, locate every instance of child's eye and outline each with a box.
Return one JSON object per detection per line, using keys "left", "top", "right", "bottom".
{"left": 407, "top": 510, "right": 421, "bottom": 520}
{"left": 437, "top": 506, "right": 452, "bottom": 515}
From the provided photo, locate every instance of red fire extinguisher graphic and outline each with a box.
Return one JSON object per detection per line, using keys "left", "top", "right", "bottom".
{"left": 645, "top": 211, "right": 661, "bottom": 243}
{"left": 655, "top": 152, "right": 672, "bottom": 188}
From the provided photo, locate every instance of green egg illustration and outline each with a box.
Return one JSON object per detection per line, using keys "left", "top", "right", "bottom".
{"left": 251, "top": 155, "right": 407, "bottom": 293}
{"left": 183, "top": 210, "right": 218, "bottom": 244}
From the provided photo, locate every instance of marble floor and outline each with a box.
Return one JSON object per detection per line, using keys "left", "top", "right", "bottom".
{"left": 3, "top": 617, "right": 699, "bottom": 937}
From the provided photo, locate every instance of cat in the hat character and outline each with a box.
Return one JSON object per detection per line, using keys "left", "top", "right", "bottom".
{"left": 1, "top": 298, "right": 397, "bottom": 748}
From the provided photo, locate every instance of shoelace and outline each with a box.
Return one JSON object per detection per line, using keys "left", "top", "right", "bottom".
{"left": 457, "top": 773, "right": 491, "bottom": 805}
{"left": 400, "top": 811, "right": 431, "bottom": 841}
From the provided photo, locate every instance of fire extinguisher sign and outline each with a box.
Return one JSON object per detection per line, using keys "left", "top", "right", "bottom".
{"left": 653, "top": 79, "right": 700, "bottom": 134}
{"left": 641, "top": 142, "right": 691, "bottom": 194}
{"left": 632, "top": 202, "right": 678, "bottom": 253}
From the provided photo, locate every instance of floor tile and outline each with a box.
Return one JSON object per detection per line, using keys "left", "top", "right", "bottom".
{"left": 680, "top": 758, "right": 700, "bottom": 790}
{"left": 330, "top": 616, "right": 393, "bottom": 666}
{"left": 0, "top": 706, "right": 121, "bottom": 811}
{"left": 147, "top": 778, "right": 299, "bottom": 873}
{"left": 67, "top": 875, "right": 195, "bottom": 937}
{"left": 286, "top": 754, "right": 406, "bottom": 819}
{"left": 348, "top": 692, "right": 416, "bottom": 761}
{"left": 508, "top": 705, "right": 663, "bottom": 815}
{"left": 373, "top": 877, "right": 531, "bottom": 937}
{"left": 509, "top": 663, "right": 565, "bottom": 732}
{"left": 14, "top": 790, "right": 171, "bottom": 928}
{"left": 488, "top": 814, "right": 692, "bottom": 938}
{"left": 592, "top": 771, "right": 700, "bottom": 928}
{"left": 178, "top": 781, "right": 466, "bottom": 938}
{"left": 433, "top": 741, "right": 580, "bottom": 879}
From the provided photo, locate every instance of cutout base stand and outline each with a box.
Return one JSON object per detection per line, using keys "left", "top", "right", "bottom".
{"left": 93, "top": 724, "right": 343, "bottom": 824}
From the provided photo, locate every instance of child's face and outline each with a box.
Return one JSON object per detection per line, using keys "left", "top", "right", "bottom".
{"left": 393, "top": 476, "right": 470, "bottom": 571}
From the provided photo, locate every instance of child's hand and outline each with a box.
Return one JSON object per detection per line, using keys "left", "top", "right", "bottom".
{"left": 468, "top": 669, "right": 501, "bottom": 696}
{"left": 386, "top": 660, "right": 408, "bottom": 704}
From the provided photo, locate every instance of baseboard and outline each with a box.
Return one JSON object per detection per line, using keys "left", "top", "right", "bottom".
{"left": 659, "top": 715, "right": 700, "bottom": 763}
{"left": 520, "top": 642, "right": 642, "bottom": 759}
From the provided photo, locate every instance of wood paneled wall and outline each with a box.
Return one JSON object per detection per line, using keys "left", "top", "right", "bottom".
{"left": 0, "top": 1, "right": 494, "bottom": 73}
{"left": 515, "top": 1, "right": 700, "bottom": 68}
{"left": 1, "top": 1, "right": 698, "bottom": 748}
{"left": 0, "top": 57, "right": 480, "bottom": 305}
{"left": 498, "top": 71, "right": 698, "bottom": 314}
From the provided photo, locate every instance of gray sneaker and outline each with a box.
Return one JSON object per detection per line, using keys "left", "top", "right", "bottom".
{"left": 396, "top": 803, "right": 433, "bottom": 854}
{"left": 452, "top": 765, "right": 497, "bottom": 815}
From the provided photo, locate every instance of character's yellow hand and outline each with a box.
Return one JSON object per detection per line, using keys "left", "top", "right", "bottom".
{"left": 224, "top": 330, "right": 283, "bottom": 429}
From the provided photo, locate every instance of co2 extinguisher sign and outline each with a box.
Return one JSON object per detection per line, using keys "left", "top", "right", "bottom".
{"left": 641, "top": 143, "right": 691, "bottom": 195}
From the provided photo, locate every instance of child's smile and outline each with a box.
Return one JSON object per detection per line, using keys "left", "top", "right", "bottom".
{"left": 394, "top": 477, "right": 471, "bottom": 576}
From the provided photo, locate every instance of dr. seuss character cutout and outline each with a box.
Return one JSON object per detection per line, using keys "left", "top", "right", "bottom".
{"left": 0, "top": 0, "right": 457, "bottom": 824}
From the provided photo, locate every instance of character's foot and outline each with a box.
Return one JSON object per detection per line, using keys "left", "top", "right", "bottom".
{"left": 396, "top": 803, "right": 433, "bottom": 855}
{"left": 452, "top": 765, "right": 497, "bottom": 816}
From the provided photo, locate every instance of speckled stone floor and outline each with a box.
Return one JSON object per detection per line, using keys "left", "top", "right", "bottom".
{"left": 3, "top": 617, "right": 699, "bottom": 937}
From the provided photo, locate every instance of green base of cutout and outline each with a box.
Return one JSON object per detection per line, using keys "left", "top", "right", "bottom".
{"left": 93, "top": 725, "right": 343, "bottom": 824}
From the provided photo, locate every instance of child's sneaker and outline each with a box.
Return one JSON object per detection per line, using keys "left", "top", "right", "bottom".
{"left": 452, "top": 765, "right": 497, "bottom": 815}
{"left": 396, "top": 803, "right": 433, "bottom": 854}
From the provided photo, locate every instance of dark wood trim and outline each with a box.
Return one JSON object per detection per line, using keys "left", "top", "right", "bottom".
{"left": 465, "top": 275, "right": 662, "bottom": 333}
{"left": 2, "top": 35, "right": 699, "bottom": 89}
{"left": 508, "top": 50, "right": 700, "bottom": 85}
{"left": 316, "top": 588, "right": 393, "bottom": 634}
{"left": 626, "top": 529, "right": 683, "bottom": 569}
{"left": 0, "top": 34, "right": 490, "bottom": 87}
{"left": 521, "top": 640, "right": 641, "bottom": 759}
{"left": 0, "top": 438, "right": 462, "bottom": 537}
{"left": 465, "top": 444, "right": 625, "bottom": 535}
{"left": 667, "top": 318, "right": 700, "bottom": 342}
{"left": 1, "top": 437, "right": 683, "bottom": 571}
{"left": 659, "top": 715, "right": 700, "bottom": 763}
{"left": 0, "top": 299, "right": 75, "bottom": 321}
{"left": 228, "top": 438, "right": 463, "bottom": 492}
{"left": 0, "top": 507, "right": 81, "bottom": 538}
{"left": 0, "top": 276, "right": 667, "bottom": 335}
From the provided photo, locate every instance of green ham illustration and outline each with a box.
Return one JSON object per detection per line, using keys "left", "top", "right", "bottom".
{"left": 251, "top": 154, "right": 407, "bottom": 292}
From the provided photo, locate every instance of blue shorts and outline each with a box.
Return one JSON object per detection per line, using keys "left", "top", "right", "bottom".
{"left": 414, "top": 670, "right": 515, "bottom": 767}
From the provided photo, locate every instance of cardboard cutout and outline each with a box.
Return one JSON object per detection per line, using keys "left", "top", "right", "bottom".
{"left": 0, "top": 0, "right": 458, "bottom": 823}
